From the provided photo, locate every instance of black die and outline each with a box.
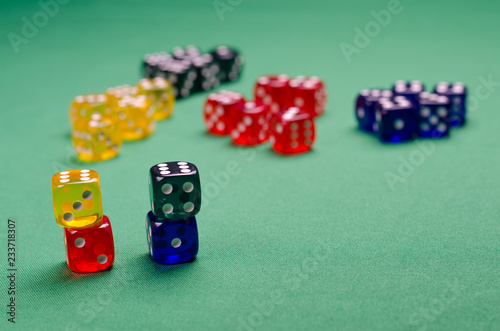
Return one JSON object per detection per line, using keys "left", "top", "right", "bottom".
{"left": 210, "top": 45, "right": 243, "bottom": 83}
{"left": 149, "top": 162, "right": 201, "bottom": 221}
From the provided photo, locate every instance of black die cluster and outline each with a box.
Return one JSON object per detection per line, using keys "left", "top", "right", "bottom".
{"left": 142, "top": 45, "right": 243, "bottom": 99}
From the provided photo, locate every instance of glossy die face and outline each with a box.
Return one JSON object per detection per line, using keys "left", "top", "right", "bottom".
{"left": 210, "top": 45, "right": 243, "bottom": 82}
{"left": 375, "top": 96, "right": 416, "bottom": 143}
{"left": 190, "top": 54, "right": 220, "bottom": 92}
{"left": 434, "top": 82, "right": 467, "bottom": 126}
{"left": 142, "top": 52, "right": 173, "bottom": 78}
{"left": 137, "top": 77, "right": 176, "bottom": 121}
{"left": 269, "top": 107, "right": 315, "bottom": 154}
{"left": 287, "top": 76, "right": 327, "bottom": 117}
{"left": 149, "top": 162, "right": 201, "bottom": 221}
{"left": 157, "top": 60, "right": 197, "bottom": 99}
{"left": 64, "top": 215, "right": 114, "bottom": 273}
{"left": 114, "top": 95, "right": 156, "bottom": 141}
{"left": 51, "top": 169, "right": 103, "bottom": 228}
{"left": 355, "top": 89, "right": 393, "bottom": 133}
{"left": 72, "top": 116, "right": 122, "bottom": 162}
{"left": 254, "top": 74, "right": 290, "bottom": 114}
{"left": 146, "top": 211, "right": 198, "bottom": 264}
{"left": 417, "top": 92, "right": 451, "bottom": 138}
{"left": 392, "top": 80, "right": 425, "bottom": 106}
{"left": 69, "top": 94, "right": 113, "bottom": 128}
{"left": 106, "top": 85, "right": 138, "bottom": 106}
{"left": 204, "top": 91, "right": 245, "bottom": 135}
{"left": 230, "top": 101, "right": 270, "bottom": 146}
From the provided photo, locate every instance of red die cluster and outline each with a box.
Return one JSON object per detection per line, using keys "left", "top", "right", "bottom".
{"left": 202, "top": 74, "right": 327, "bottom": 155}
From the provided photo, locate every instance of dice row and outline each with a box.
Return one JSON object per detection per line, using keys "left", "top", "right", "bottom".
{"left": 146, "top": 161, "right": 201, "bottom": 264}
{"left": 51, "top": 169, "right": 115, "bottom": 273}
{"left": 69, "top": 77, "right": 175, "bottom": 162}
{"left": 203, "top": 74, "right": 327, "bottom": 154}
{"left": 50, "top": 162, "right": 202, "bottom": 272}
{"left": 142, "top": 45, "right": 243, "bottom": 99}
{"left": 355, "top": 81, "right": 467, "bottom": 143}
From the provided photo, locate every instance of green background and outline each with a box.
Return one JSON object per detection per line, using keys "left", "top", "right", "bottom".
{"left": 1, "top": 0, "right": 500, "bottom": 330}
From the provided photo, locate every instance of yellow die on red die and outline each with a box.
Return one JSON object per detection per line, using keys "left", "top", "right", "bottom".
{"left": 51, "top": 169, "right": 103, "bottom": 228}
{"left": 69, "top": 94, "right": 113, "bottom": 128}
{"left": 72, "top": 116, "right": 122, "bottom": 162}
{"left": 137, "top": 77, "right": 175, "bottom": 120}
{"left": 114, "top": 95, "right": 156, "bottom": 140}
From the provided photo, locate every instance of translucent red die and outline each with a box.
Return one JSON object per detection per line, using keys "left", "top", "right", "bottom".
{"left": 230, "top": 101, "right": 270, "bottom": 146}
{"left": 269, "top": 107, "right": 315, "bottom": 154}
{"left": 286, "top": 76, "right": 327, "bottom": 117}
{"left": 63, "top": 215, "right": 115, "bottom": 273}
{"left": 254, "top": 74, "right": 290, "bottom": 114}
{"left": 203, "top": 90, "right": 245, "bottom": 135}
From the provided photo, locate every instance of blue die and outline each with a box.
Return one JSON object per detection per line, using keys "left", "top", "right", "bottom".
{"left": 434, "top": 82, "right": 467, "bottom": 126}
{"left": 355, "top": 89, "right": 393, "bottom": 133}
{"left": 392, "top": 80, "right": 425, "bottom": 106}
{"left": 417, "top": 92, "right": 451, "bottom": 138}
{"left": 375, "top": 96, "right": 416, "bottom": 143}
{"left": 146, "top": 211, "right": 199, "bottom": 264}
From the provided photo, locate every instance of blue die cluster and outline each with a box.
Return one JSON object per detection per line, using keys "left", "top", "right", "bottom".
{"left": 146, "top": 162, "right": 201, "bottom": 264}
{"left": 355, "top": 80, "right": 467, "bottom": 143}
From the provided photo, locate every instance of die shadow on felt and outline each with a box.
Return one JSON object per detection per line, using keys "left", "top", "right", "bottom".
{"left": 140, "top": 253, "right": 197, "bottom": 274}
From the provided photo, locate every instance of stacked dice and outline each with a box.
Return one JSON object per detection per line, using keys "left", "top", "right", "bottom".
{"left": 202, "top": 74, "right": 327, "bottom": 154}
{"left": 355, "top": 80, "right": 467, "bottom": 143}
{"left": 146, "top": 162, "right": 201, "bottom": 264}
{"left": 51, "top": 169, "right": 115, "bottom": 273}
{"left": 142, "top": 45, "right": 243, "bottom": 99}
{"left": 69, "top": 77, "right": 175, "bottom": 162}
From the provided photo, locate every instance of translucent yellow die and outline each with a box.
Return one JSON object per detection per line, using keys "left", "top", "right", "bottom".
{"left": 114, "top": 95, "right": 156, "bottom": 140}
{"left": 69, "top": 94, "right": 113, "bottom": 128}
{"left": 51, "top": 169, "right": 103, "bottom": 228}
{"left": 106, "top": 85, "right": 139, "bottom": 106}
{"left": 137, "top": 77, "right": 175, "bottom": 120}
{"left": 72, "top": 116, "right": 122, "bottom": 162}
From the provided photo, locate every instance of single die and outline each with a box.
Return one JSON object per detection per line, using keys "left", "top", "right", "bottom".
{"left": 254, "top": 74, "right": 290, "bottom": 113}
{"left": 51, "top": 169, "right": 103, "bottom": 228}
{"left": 105, "top": 85, "right": 138, "bottom": 106}
{"left": 417, "top": 92, "right": 451, "bottom": 138}
{"left": 64, "top": 215, "right": 115, "bottom": 273}
{"left": 190, "top": 54, "right": 220, "bottom": 92}
{"left": 286, "top": 76, "right": 327, "bottom": 117}
{"left": 146, "top": 211, "right": 199, "bottom": 264}
{"left": 71, "top": 116, "right": 122, "bottom": 162}
{"left": 149, "top": 162, "right": 201, "bottom": 221}
{"left": 114, "top": 95, "right": 156, "bottom": 140}
{"left": 137, "top": 77, "right": 176, "bottom": 121}
{"left": 434, "top": 82, "right": 467, "bottom": 126}
{"left": 210, "top": 45, "right": 243, "bottom": 82}
{"left": 269, "top": 107, "right": 315, "bottom": 154}
{"left": 355, "top": 89, "right": 393, "bottom": 133}
{"left": 203, "top": 90, "right": 245, "bottom": 135}
{"left": 375, "top": 96, "right": 417, "bottom": 143}
{"left": 157, "top": 60, "right": 198, "bottom": 99}
{"left": 142, "top": 52, "right": 173, "bottom": 78}
{"left": 392, "top": 80, "right": 425, "bottom": 106}
{"left": 69, "top": 94, "right": 114, "bottom": 128}
{"left": 230, "top": 101, "right": 270, "bottom": 146}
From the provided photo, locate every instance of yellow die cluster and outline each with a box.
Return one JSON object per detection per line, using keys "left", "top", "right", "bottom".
{"left": 68, "top": 78, "right": 175, "bottom": 162}
{"left": 51, "top": 169, "right": 103, "bottom": 228}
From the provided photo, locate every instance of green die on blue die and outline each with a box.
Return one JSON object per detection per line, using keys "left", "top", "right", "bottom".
{"left": 149, "top": 162, "right": 201, "bottom": 220}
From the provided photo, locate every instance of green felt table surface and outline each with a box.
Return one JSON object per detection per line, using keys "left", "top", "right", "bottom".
{"left": 1, "top": 0, "right": 500, "bottom": 330}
